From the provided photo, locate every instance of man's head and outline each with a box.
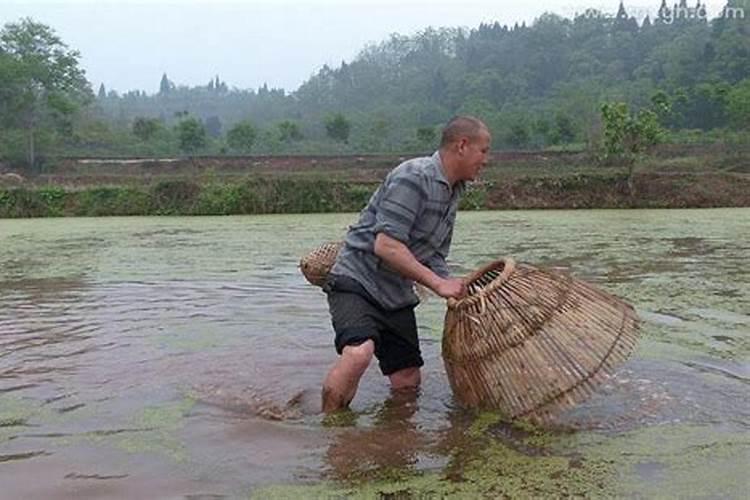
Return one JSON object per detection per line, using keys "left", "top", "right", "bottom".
{"left": 439, "top": 116, "right": 491, "bottom": 183}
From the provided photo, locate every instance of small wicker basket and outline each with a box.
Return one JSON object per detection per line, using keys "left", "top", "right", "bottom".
{"left": 300, "top": 241, "right": 432, "bottom": 301}
{"left": 299, "top": 241, "right": 343, "bottom": 287}
{"left": 442, "top": 258, "right": 640, "bottom": 423}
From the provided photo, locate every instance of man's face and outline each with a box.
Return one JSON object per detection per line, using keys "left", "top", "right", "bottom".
{"left": 457, "top": 130, "right": 491, "bottom": 181}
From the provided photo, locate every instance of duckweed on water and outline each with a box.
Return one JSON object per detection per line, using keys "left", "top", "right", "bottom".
{"left": 0, "top": 396, "right": 39, "bottom": 444}
{"left": 570, "top": 424, "right": 750, "bottom": 498}
{"left": 1, "top": 210, "right": 747, "bottom": 496}
{"left": 155, "top": 328, "right": 222, "bottom": 352}
{"left": 254, "top": 399, "right": 749, "bottom": 498}
{"left": 254, "top": 411, "right": 617, "bottom": 499}
{"left": 0, "top": 396, "right": 36, "bottom": 428}
{"left": 111, "top": 398, "right": 195, "bottom": 462}
{"left": 0, "top": 395, "right": 89, "bottom": 445}
{"left": 256, "top": 420, "right": 750, "bottom": 499}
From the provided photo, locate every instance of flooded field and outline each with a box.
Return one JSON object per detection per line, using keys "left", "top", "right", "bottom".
{"left": 1, "top": 209, "right": 748, "bottom": 498}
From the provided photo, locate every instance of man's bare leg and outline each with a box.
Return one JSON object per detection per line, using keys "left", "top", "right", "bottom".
{"left": 388, "top": 366, "right": 421, "bottom": 391}
{"left": 322, "top": 340, "right": 375, "bottom": 413}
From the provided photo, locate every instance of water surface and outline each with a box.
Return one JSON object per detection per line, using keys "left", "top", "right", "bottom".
{"left": 1, "top": 210, "right": 748, "bottom": 497}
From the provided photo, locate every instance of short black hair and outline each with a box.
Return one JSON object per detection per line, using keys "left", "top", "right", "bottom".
{"left": 440, "top": 116, "right": 488, "bottom": 148}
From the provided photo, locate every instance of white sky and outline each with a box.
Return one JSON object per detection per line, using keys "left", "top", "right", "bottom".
{"left": 0, "top": 0, "right": 732, "bottom": 94}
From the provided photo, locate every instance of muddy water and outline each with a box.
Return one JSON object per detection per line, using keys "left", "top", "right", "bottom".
{"left": 0, "top": 210, "right": 748, "bottom": 498}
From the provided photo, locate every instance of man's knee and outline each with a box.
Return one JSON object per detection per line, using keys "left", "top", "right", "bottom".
{"left": 341, "top": 340, "right": 375, "bottom": 374}
{"left": 389, "top": 367, "right": 421, "bottom": 389}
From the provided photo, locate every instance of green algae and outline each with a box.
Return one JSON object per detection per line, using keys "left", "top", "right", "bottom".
{"left": 0, "top": 395, "right": 85, "bottom": 445}
{"left": 1, "top": 209, "right": 748, "bottom": 495}
{"left": 321, "top": 409, "right": 359, "bottom": 429}
{"left": 0, "top": 396, "right": 36, "bottom": 427}
{"left": 255, "top": 411, "right": 749, "bottom": 499}
{"left": 155, "top": 328, "right": 222, "bottom": 352}
{"left": 569, "top": 424, "right": 750, "bottom": 498}
{"left": 446, "top": 413, "right": 615, "bottom": 498}
{"left": 0, "top": 395, "right": 195, "bottom": 465}
{"left": 459, "top": 440, "right": 616, "bottom": 498}
{"left": 254, "top": 411, "right": 616, "bottom": 499}
{"left": 0, "top": 396, "right": 39, "bottom": 444}
{"left": 465, "top": 411, "right": 504, "bottom": 438}
{"left": 75, "top": 398, "right": 196, "bottom": 462}
{"left": 111, "top": 398, "right": 195, "bottom": 462}
{"left": 255, "top": 421, "right": 750, "bottom": 499}
{"left": 253, "top": 445, "right": 615, "bottom": 499}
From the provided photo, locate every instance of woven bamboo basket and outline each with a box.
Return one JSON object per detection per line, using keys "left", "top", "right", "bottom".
{"left": 300, "top": 241, "right": 431, "bottom": 301}
{"left": 299, "top": 241, "right": 343, "bottom": 287}
{"left": 442, "top": 258, "right": 640, "bottom": 423}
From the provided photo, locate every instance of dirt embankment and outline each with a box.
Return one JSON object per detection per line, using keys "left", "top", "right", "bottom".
{"left": 484, "top": 172, "right": 750, "bottom": 209}
{"left": 1, "top": 148, "right": 749, "bottom": 216}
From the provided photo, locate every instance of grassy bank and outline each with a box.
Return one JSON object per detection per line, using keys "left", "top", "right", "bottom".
{"left": 0, "top": 178, "right": 375, "bottom": 218}
{"left": 1, "top": 171, "right": 749, "bottom": 218}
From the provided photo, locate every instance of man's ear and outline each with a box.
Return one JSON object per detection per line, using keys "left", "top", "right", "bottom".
{"left": 457, "top": 137, "right": 469, "bottom": 155}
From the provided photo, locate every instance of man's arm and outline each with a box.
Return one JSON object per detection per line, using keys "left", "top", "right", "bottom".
{"left": 425, "top": 252, "right": 450, "bottom": 279}
{"left": 374, "top": 232, "right": 465, "bottom": 299}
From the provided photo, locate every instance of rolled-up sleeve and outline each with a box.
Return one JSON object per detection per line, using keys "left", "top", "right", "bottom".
{"left": 372, "top": 173, "right": 426, "bottom": 243}
{"left": 425, "top": 252, "right": 449, "bottom": 278}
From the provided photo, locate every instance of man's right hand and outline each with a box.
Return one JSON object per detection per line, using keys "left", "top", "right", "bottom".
{"left": 433, "top": 277, "right": 466, "bottom": 299}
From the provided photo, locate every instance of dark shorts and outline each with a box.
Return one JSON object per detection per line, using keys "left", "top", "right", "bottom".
{"left": 323, "top": 274, "right": 424, "bottom": 376}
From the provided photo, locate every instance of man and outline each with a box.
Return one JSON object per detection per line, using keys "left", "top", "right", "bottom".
{"left": 321, "top": 116, "right": 491, "bottom": 412}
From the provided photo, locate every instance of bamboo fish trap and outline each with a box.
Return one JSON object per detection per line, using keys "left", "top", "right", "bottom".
{"left": 442, "top": 258, "right": 640, "bottom": 423}
{"left": 299, "top": 241, "right": 343, "bottom": 287}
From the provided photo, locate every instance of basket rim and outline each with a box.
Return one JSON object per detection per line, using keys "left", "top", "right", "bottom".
{"left": 447, "top": 257, "right": 516, "bottom": 311}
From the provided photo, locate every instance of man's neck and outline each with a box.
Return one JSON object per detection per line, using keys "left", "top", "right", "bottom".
{"left": 438, "top": 149, "right": 461, "bottom": 186}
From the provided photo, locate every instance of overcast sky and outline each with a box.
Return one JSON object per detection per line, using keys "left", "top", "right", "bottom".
{"left": 1, "top": 0, "right": 731, "bottom": 94}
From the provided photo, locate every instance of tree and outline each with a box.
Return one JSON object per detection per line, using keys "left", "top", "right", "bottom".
{"left": 277, "top": 120, "right": 302, "bottom": 142}
{"left": 601, "top": 102, "right": 665, "bottom": 161}
{"left": 46, "top": 5, "right": 749, "bottom": 157}
{"left": 366, "top": 118, "right": 390, "bottom": 152}
{"left": 214, "top": 75, "right": 227, "bottom": 93}
{"left": 0, "top": 18, "right": 91, "bottom": 171}
{"left": 507, "top": 122, "right": 530, "bottom": 147}
{"left": 325, "top": 113, "right": 351, "bottom": 143}
{"left": 600, "top": 101, "right": 666, "bottom": 194}
{"left": 204, "top": 115, "right": 222, "bottom": 138}
{"left": 553, "top": 112, "right": 577, "bottom": 144}
{"left": 159, "top": 73, "right": 174, "bottom": 95}
{"left": 416, "top": 126, "right": 436, "bottom": 147}
{"left": 97, "top": 83, "right": 106, "bottom": 99}
{"left": 726, "top": 79, "right": 750, "bottom": 129}
{"left": 132, "top": 117, "right": 161, "bottom": 141}
{"left": 175, "top": 117, "right": 206, "bottom": 154}
{"left": 226, "top": 120, "right": 257, "bottom": 153}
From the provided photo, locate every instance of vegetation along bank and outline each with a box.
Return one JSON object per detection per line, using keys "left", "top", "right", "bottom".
{"left": 1, "top": 149, "right": 748, "bottom": 218}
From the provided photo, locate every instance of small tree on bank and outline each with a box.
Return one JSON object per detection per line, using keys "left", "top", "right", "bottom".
{"left": 278, "top": 120, "right": 303, "bottom": 143}
{"left": 727, "top": 79, "right": 750, "bottom": 130}
{"left": 132, "top": 117, "right": 161, "bottom": 142}
{"left": 226, "top": 120, "right": 257, "bottom": 153}
{"left": 325, "top": 113, "right": 351, "bottom": 144}
{"left": 600, "top": 101, "right": 666, "bottom": 195}
{"left": 175, "top": 116, "right": 206, "bottom": 155}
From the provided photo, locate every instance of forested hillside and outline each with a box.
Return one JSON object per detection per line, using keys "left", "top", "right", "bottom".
{"left": 1, "top": 1, "right": 749, "bottom": 165}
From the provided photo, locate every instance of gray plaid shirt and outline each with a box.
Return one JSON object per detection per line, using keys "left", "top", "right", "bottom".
{"left": 330, "top": 151, "right": 464, "bottom": 310}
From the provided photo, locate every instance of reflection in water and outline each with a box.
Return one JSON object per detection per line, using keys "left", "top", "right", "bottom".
{"left": 324, "top": 389, "right": 424, "bottom": 481}
{"left": 0, "top": 210, "right": 748, "bottom": 497}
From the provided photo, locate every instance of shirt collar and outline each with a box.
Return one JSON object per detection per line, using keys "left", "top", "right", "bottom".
{"left": 432, "top": 151, "right": 451, "bottom": 187}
